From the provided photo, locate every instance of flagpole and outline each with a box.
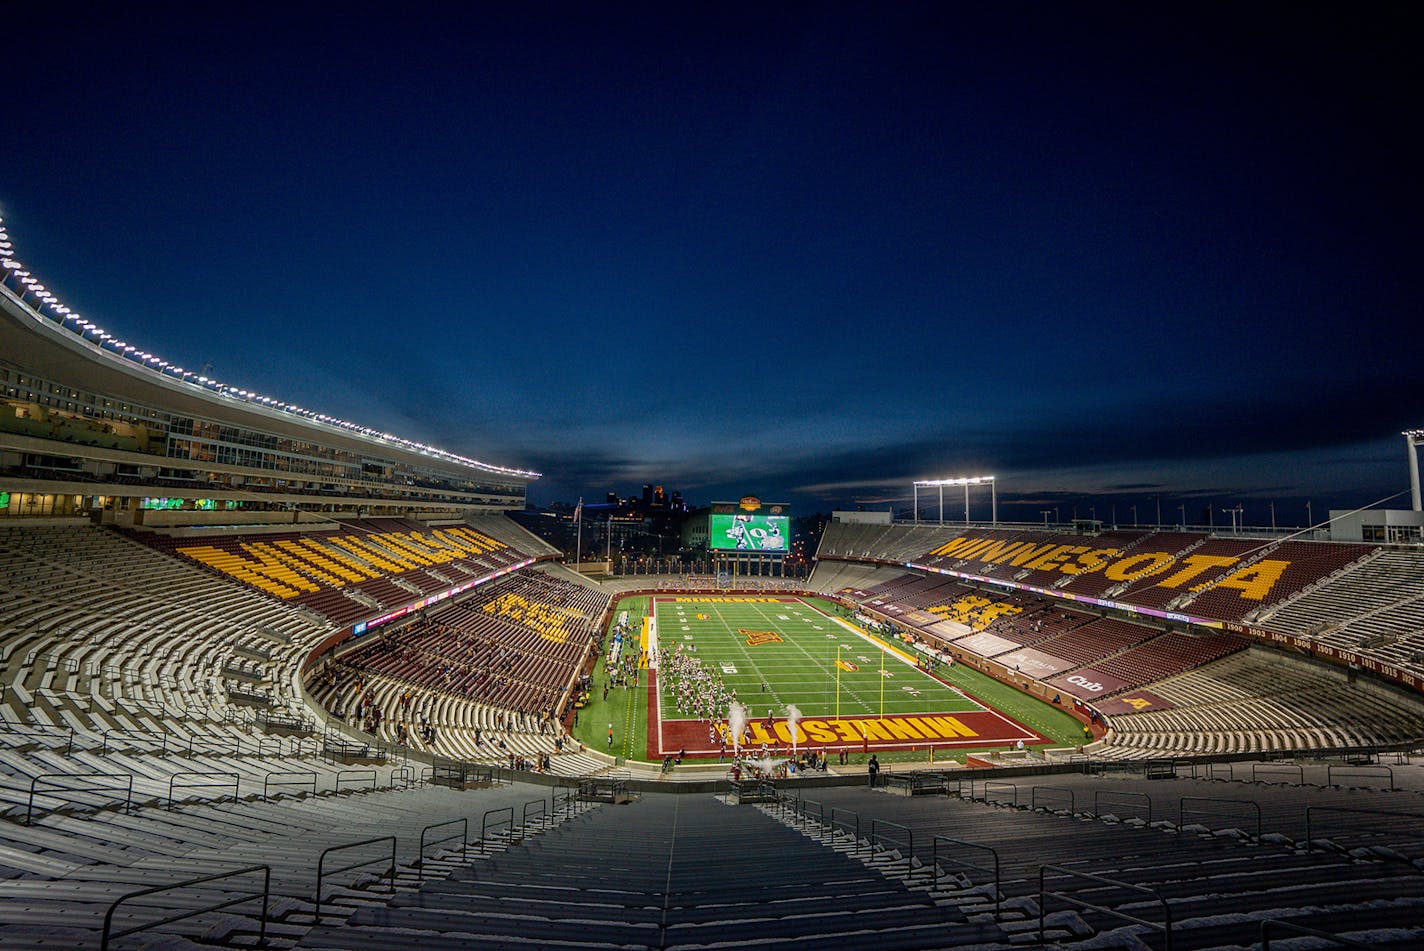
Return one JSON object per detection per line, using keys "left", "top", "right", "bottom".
{"left": 574, "top": 497, "right": 583, "bottom": 572}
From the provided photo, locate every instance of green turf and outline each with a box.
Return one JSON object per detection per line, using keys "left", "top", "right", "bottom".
{"left": 571, "top": 594, "right": 1086, "bottom": 764}
{"left": 654, "top": 596, "right": 975, "bottom": 720}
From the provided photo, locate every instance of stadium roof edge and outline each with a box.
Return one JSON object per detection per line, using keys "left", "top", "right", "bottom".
{"left": 0, "top": 214, "right": 539, "bottom": 480}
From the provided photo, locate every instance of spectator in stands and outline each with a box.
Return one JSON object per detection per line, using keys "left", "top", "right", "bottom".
{"left": 868, "top": 754, "right": 880, "bottom": 788}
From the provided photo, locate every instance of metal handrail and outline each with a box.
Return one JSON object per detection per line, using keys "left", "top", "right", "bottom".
{"left": 797, "top": 798, "right": 824, "bottom": 833}
{"left": 27, "top": 772, "right": 133, "bottom": 824}
{"left": 417, "top": 818, "right": 468, "bottom": 880}
{"left": 521, "top": 798, "right": 547, "bottom": 838}
{"left": 1179, "top": 796, "right": 1262, "bottom": 839}
{"left": 315, "top": 836, "right": 396, "bottom": 921}
{"left": 1251, "top": 763, "right": 1303, "bottom": 785}
{"left": 335, "top": 768, "right": 378, "bottom": 793}
{"left": 101, "top": 864, "right": 269, "bottom": 950}
{"left": 1202, "top": 761, "right": 1235, "bottom": 782}
{"left": 982, "top": 780, "right": 1018, "bottom": 807}
{"left": 480, "top": 806, "right": 514, "bottom": 854}
{"left": 262, "top": 770, "right": 317, "bottom": 802}
{"left": 829, "top": 806, "right": 860, "bottom": 852}
{"left": 1093, "top": 788, "right": 1152, "bottom": 822}
{"left": 1326, "top": 763, "right": 1394, "bottom": 790}
{"left": 1039, "top": 863, "right": 1172, "bottom": 950}
{"left": 868, "top": 817, "right": 913, "bottom": 870}
{"left": 932, "top": 835, "right": 1001, "bottom": 919}
{"left": 1030, "top": 785, "right": 1074, "bottom": 813}
{"left": 1260, "top": 919, "right": 1371, "bottom": 948}
{"left": 167, "top": 771, "right": 240, "bottom": 810}
{"left": 1305, "top": 805, "right": 1424, "bottom": 853}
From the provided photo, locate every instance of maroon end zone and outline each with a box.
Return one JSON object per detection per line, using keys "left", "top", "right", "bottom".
{"left": 646, "top": 671, "right": 1050, "bottom": 758}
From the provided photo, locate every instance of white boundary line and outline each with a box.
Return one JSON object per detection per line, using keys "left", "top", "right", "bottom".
{"left": 819, "top": 607, "right": 1047, "bottom": 741}
{"left": 818, "top": 608, "right": 986, "bottom": 713}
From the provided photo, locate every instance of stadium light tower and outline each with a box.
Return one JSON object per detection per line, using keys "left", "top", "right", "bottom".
{"left": 1406, "top": 430, "right": 1424, "bottom": 512}
{"left": 913, "top": 475, "right": 996, "bottom": 526}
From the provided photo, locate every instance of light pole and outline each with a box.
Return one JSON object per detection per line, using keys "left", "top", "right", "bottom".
{"left": 1178, "top": 504, "right": 1186, "bottom": 528}
{"left": 1222, "top": 506, "right": 1241, "bottom": 533}
{"left": 1131, "top": 504, "right": 1138, "bottom": 526}
{"left": 1306, "top": 500, "right": 1313, "bottom": 530}
{"left": 913, "top": 475, "right": 996, "bottom": 528}
{"left": 1041, "top": 509, "right": 1050, "bottom": 527}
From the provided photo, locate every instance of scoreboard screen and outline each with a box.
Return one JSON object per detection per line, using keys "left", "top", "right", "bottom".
{"left": 710, "top": 513, "right": 788, "bottom": 551}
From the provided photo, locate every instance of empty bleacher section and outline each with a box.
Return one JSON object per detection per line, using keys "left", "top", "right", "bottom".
{"left": 304, "top": 567, "right": 609, "bottom": 772}
{"left": 880, "top": 523, "right": 1380, "bottom": 622}
{"left": 135, "top": 518, "right": 546, "bottom": 628}
{"left": 1180, "top": 538, "right": 1376, "bottom": 621}
{"left": 1103, "top": 648, "right": 1424, "bottom": 756}
{"left": 1259, "top": 549, "right": 1424, "bottom": 675}
{"left": 0, "top": 732, "right": 603, "bottom": 948}
{"left": 768, "top": 772, "right": 1424, "bottom": 948}
{"left": 320, "top": 568, "right": 602, "bottom": 711}
{"left": 818, "top": 520, "right": 1424, "bottom": 755}
{"left": 300, "top": 791, "right": 1003, "bottom": 950}
{"left": 804, "top": 557, "right": 901, "bottom": 594}
{"left": 0, "top": 518, "right": 605, "bottom": 776}
{"left": 0, "top": 523, "right": 327, "bottom": 737}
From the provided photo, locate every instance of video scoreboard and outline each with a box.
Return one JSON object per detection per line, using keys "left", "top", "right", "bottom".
{"left": 708, "top": 497, "right": 789, "bottom": 552}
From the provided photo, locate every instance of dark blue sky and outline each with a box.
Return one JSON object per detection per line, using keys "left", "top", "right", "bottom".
{"left": 4, "top": 3, "right": 1420, "bottom": 524}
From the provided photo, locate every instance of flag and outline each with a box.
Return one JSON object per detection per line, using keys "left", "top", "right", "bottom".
{"left": 572, "top": 497, "right": 583, "bottom": 522}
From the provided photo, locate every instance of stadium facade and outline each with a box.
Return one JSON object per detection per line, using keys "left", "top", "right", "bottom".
{"left": 1, "top": 214, "right": 537, "bottom": 525}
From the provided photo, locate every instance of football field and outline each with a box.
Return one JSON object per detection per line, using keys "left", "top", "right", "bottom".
{"left": 646, "top": 595, "right": 1048, "bottom": 758}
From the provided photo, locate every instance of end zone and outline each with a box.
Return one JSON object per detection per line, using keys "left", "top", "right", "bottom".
{"left": 648, "top": 668, "right": 1049, "bottom": 758}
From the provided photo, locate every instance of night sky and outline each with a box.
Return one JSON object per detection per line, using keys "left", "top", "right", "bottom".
{"left": 3, "top": 4, "right": 1420, "bottom": 525}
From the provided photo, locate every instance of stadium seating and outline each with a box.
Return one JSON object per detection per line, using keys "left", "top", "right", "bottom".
{"left": 1078, "top": 628, "right": 1246, "bottom": 692}
{"left": 1179, "top": 539, "right": 1377, "bottom": 621}
{"left": 1020, "top": 615, "right": 1159, "bottom": 670}
{"left": 136, "top": 519, "right": 538, "bottom": 628}
{"left": 2, "top": 514, "right": 1424, "bottom": 949}
{"left": 302, "top": 566, "right": 608, "bottom": 769}
{"left": 805, "top": 558, "right": 902, "bottom": 594}
{"left": 771, "top": 772, "right": 1424, "bottom": 947}
{"left": 1110, "top": 537, "right": 1263, "bottom": 609}
{"left": 816, "top": 520, "right": 1424, "bottom": 757}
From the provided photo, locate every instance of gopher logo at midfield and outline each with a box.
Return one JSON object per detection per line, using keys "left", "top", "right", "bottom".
{"left": 740, "top": 628, "right": 783, "bottom": 647}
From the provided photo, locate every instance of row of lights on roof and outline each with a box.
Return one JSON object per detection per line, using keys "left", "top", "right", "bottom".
{"left": 0, "top": 214, "right": 540, "bottom": 479}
